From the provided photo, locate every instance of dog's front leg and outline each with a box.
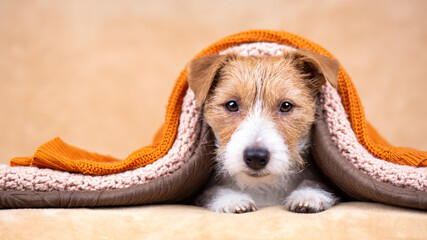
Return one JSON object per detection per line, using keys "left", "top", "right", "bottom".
{"left": 283, "top": 180, "right": 337, "bottom": 213}
{"left": 196, "top": 186, "right": 257, "bottom": 213}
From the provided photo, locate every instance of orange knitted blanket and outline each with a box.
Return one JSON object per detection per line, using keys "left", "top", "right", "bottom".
{"left": 10, "top": 30, "right": 427, "bottom": 175}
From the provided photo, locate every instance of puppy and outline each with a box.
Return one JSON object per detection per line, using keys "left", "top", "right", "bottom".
{"left": 187, "top": 49, "right": 340, "bottom": 214}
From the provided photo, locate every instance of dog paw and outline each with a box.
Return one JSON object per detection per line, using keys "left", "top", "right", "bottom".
{"left": 283, "top": 187, "right": 336, "bottom": 213}
{"left": 218, "top": 200, "right": 257, "bottom": 214}
{"left": 204, "top": 188, "right": 257, "bottom": 214}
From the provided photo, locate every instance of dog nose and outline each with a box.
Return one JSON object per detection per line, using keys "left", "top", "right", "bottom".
{"left": 243, "top": 148, "right": 270, "bottom": 170}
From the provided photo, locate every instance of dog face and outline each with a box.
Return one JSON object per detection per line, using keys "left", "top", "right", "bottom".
{"left": 187, "top": 49, "right": 339, "bottom": 187}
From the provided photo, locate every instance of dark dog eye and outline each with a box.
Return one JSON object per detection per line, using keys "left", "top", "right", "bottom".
{"left": 225, "top": 101, "right": 239, "bottom": 112}
{"left": 279, "top": 101, "right": 293, "bottom": 113}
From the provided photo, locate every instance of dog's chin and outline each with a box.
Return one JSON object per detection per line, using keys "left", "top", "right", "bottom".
{"left": 234, "top": 171, "right": 277, "bottom": 187}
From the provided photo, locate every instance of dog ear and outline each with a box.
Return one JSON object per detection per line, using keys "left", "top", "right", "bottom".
{"left": 293, "top": 49, "right": 340, "bottom": 89}
{"left": 186, "top": 54, "right": 228, "bottom": 107}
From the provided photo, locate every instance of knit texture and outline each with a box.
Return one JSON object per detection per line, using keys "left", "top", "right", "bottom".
{"left": 9, "top": 30, "right": 427, "bottom": 175}
{"left": 1, "top": 88, "right": 200, "bottom": 191}
{"left": 320, "top": 83, "right": 426, "bottom": 191}
{"left": 1, "top": 41, "right": 425, "bottom": 191}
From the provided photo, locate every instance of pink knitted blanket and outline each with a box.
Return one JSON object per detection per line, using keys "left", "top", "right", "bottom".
{"left": 0, "top": 42, "right": 425, "bottom": 192}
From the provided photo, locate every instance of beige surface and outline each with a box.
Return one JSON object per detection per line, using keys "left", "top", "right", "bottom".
{"left": 0, "top": 0, "right": 426, "bottom": 164}
{"left": 0, "top": 202, "right": 426, "bottom": 240}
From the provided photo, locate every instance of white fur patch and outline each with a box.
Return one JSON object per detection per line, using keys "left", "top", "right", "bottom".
{"left": 221, "top": 104, "right": 290, "bottom": 187}
{"left": 202, "top": 186, "right": 257, "bottom": 213}
{"left": 283, "top": 186, "right": 336, "bottom": 213}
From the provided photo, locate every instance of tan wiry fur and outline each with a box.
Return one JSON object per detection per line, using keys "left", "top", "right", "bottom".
{"left": 205, "top": 53, "right": 317, "bottom": 165}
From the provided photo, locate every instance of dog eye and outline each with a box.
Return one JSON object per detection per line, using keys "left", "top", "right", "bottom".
{"left": 279, "top": 101, "right": 293, "bottom": 113}
{"left": 225, "top": 101, "right": 239, "bottom": 112}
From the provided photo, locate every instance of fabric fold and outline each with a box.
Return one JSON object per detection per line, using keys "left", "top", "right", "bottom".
{"left": 9, "top": 29, "right": 427, "bottom": 173}
{"left": 1, "top": 33, "right": 426, "bottom": 209}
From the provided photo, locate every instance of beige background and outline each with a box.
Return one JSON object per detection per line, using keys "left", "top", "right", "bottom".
{"left": 0, "top": 0, "right": 426, "bottom": 164}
